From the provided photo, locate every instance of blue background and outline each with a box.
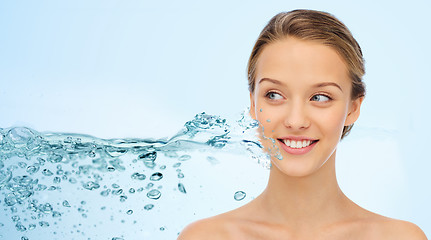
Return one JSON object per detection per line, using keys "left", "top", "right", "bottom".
{"left": 1, "top": 0, "right": 430, "bottom": 237}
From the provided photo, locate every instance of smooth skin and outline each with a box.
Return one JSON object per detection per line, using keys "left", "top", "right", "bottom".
{"left": 178, "top": 37, "right": 427, "bottom": 240}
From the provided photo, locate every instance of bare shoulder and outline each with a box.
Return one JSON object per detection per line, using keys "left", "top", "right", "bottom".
{"left": 177, "top": 200, "right": 260, "bottom": 240}
{"left": 177, "top": 215, "right": 233, "bottom": 240}
{"left": 379, "top": 218, "right": 427, "bottom": 239}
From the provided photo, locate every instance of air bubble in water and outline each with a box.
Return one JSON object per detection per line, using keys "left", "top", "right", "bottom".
{"left": 144, "top": 204, "right": 154, "bottom": 210}
{"left": 48, "top": 154, "right": 63, "bottom": 163}
{"left": 178, "top": 183, "right": 186, "bottom": 194}
{"left": 178, "top": 155, "right": 191, "bottom": 161}
{"left": 146, "top": 189, "right": 161, "bottom": 200}
{"left": 234, "top": 191, "right": 246, "bottom": 201}
{"left": 62, "top": 200, "right": 71, "bottom": 207}
{"left": 126, "top": 210, "right": 133, "bottom": 215}
{"left": 150, "top": 172, "right": 163, "bottom": 181}
{"left": 131, "top": 172, "right": 146, "bottom": 180}
{"left": 42, "top": 169, "right": 53, "bottom": 176}
{"left": 39, "top": 221, "right": 50, "bottom": 227}
{"left": 172, "top": 162, "right": 181, "bottom": 168}
{"left": 100, "top": 189, "right": 111, "bottom": 197}
{"left": 83, "top": 181, "right": 100, "bottom": 190}
{"left": 26, "top": 164, "right": 40, "bottom": 174}
{"left": 15, "top": 222, "right": 27, "bottom": 232}
{"left": 18, "top": 162, "right": 27, "bottom": 168}
{"left": 206, "top": 156, "right": 219, "bottom": 165}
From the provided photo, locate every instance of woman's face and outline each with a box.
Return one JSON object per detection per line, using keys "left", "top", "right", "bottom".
{"left": 250, "top": 37, "right": 363, "bottom": 177}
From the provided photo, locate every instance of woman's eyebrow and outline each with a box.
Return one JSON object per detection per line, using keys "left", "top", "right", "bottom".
{"left": 259, "top": 78, "right": 343, "bottom": 92}
{"left": 258, "top": 78, "right": 284, "bottom": 85}
{"left": 313, "top": 82, "right": 343, "bottom": 92}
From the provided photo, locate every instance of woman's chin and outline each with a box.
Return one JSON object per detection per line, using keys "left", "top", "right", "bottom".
{"left": 270, "top": 158, "right": 320, "bottom": 178}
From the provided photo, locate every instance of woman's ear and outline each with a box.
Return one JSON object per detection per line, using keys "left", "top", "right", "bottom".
{"left": 344, "top": 96, "right": 364, "bottom": 126}
{"left": 249, "top": 93, "right": 257, "bottom": 120}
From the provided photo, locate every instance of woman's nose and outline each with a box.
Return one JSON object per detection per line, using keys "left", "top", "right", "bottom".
{"left": 283, "top": 102, "right": 310, "bottom": 130}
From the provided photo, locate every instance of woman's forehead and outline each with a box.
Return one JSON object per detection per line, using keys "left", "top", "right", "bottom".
{"left": 255, "top": 38, "right": 350, "bottom": 87}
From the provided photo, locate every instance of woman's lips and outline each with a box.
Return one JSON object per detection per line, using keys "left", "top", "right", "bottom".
{"left": 277, "top": 138, "right": 318, "bottom": 155}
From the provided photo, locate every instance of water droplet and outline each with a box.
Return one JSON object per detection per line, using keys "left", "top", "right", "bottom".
{"left": 129, "top": 188, "right": 135, "bottom": 194}
{"left": 100, "top": 189, "right": 111, "bottom": 197}
{"left": 234, "top": 191, "right": 246, "bottom": 201}
{"left": 88, "top": 151, "right": 96, "bottom": 158}
{"left": 112, "top": 237, "right": 124, "bottom": 240}
{"left": 160, "top": 226, "right": 165, "bottom": 231}
{"left": 52, "top": 211, "right": 61, "bottom": 217}
{"left": 15, "top": 222, "right": 27, "bottom": 231}
{"left": 18, "top": 162, "right": 27, "bottom": 168}
{"left": 28, "top": 224, "right": 36, "bottom": 230}
{"left": 48, "top": 153, "right": 63, "bottom": 163}
{"left": 53, "top": 177, "right": 61, "bottom": 184}
{"left": 0, "top": 170, "right": 12, "bottom": 187}
{"left": 62, "top": 200, "right": 71, "bottom": 207}
{"left": 178, "top": 183, "right": 186, "bottom": 194}
{"left": 26, "top": 164, "right": 40, "bottom": 174}
{"left": 39, "top": 221, "right": 50, "bottom": 227}
{"left": 266, "top": 119, "right": 271, "bottom": 122}
{"left": 172, "top": 162, "right": 181, "bottom": 168}
{"left": 143, "top": 204, "right": 154, "bottom": 210}
{"left": 4, "top": 193, "right": 18, "bottom": 206}
{"left": 206, "top": 156, "right": 219, "bottom": 165}
{"left": 42, "top": 169, "right": 53, "bottom": 176}
{"left": 178, "top": 155, "right": 191, "bottom": 161}
{"left": 119, "top": 195, "right": 127, "bottom": 202}
{"left": 21, "top": 236, "right": 29, "bottom": 240}
{"left": 11, "top": 206, "right": 18, "bottom": 213}
{"left": 42, "top": 203, "right": 53, "bottom": 213}
{"left": 105, "top": 146, "right": 127, "bottom": 157}
{"left": 260, "top": 108, "right": 263, "bottom": 112}
{"left": 112, "top": 183, "right": 120, "bottom": 189}
{"left": 112, "top": 189, "right": 123, "bottom": 195}
{"left": 12, "top": 215, "right": 20, "bottom": 222}
{"left": 138, "top": 151, "right": 157, "bottom": 161}
{"left": 177, "top": 172, "right": 184, "bottom": 178}
{"left": 82, "top": 181, "right": 100, "bottom": 190}
{"left": 126, "top": 210, "right": 133, "bottom": 215}
{"left": 150, "top": 172, "right": 163, "bottom": 181}
{"left": 7, "top": 127, "right": 35, "bottom": 148}
{"left": 131, "top": 172, "right": 146, "bottom": 180}
{"left": 146, "top": 189, "right": 161, "bottom": 200}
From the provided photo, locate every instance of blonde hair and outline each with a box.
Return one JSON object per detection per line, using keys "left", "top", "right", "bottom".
{"left": 247, "top": 9, "right": 366, "bottom": 139}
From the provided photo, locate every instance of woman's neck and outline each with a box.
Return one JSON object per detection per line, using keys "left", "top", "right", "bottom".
{"left": 257, "top": 152, "right": 352, "bottom": 231}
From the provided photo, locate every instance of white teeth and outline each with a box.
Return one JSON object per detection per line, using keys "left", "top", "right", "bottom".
{"left": 283, "top": 139, "right": 314, "bottom": 149}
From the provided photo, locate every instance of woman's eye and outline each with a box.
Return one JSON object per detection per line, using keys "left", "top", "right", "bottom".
{"left": 311, "top": 94, "right": 331, "bottom": 102}
{"left": 266, "top": 92, "right": 283, "bottom": 100}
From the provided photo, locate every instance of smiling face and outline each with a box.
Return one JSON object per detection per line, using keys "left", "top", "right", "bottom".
{"left": 250, "top": 37, "right": 363, "bottom": 177}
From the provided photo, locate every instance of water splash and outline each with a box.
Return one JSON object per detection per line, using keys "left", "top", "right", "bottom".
{"left": 0, "top": 112, "right": 270, "bottom": 239}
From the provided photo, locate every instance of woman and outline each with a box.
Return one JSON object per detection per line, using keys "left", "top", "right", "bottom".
{"left": 178, "top": 9, "right": 427, "bottom": 239}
